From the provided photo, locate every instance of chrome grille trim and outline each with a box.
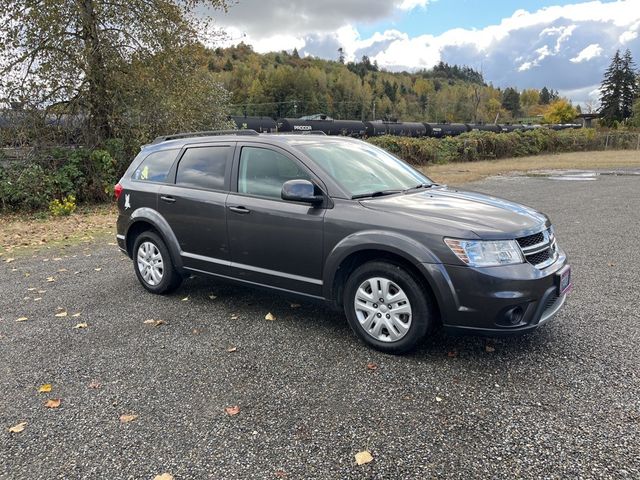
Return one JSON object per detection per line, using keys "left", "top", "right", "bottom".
{"left": 517, "top": 228, "right": 558, "bottom": 269}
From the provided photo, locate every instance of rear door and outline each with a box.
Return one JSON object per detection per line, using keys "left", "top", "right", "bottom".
{"left": 226, "top": 143, "right": 326, "bottom": 297}
{"left": 158, "top": 142, "right": 234, "bottom": 275}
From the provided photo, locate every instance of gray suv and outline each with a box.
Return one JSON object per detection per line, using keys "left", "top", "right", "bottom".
{"left": 115, "top": 130, "right": 571, "bottom": 353}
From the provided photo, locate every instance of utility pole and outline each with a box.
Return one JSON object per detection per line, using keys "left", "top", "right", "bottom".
{"left": 372, "top": 100, "right": 376, "bottom": 120}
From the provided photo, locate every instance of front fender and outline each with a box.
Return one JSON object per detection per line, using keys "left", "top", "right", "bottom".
{"left": 322, "top": 230, "right": 442, "bottom": 301}
{"left": 126, "top": 207, "right": 184, "bottom": 271}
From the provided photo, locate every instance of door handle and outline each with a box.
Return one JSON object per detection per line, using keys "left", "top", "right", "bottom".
{"left": 160, "top": 195, "right": 176, "bottom": 203}
{"left": 229, "top": 206, "right": 250, "bottom": 214}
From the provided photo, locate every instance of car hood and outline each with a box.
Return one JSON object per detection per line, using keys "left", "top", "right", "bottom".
{"left": 359, "top": 187, "right": 549, "bottom": 239}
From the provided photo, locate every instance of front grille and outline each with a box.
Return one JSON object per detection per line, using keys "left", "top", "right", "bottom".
{"left": 517, "top": 228, "right": 557, "bottom": 269}
{"left": 516, "top": 232, "right": 545, "bottom": 249}
{"left": 543, "top": 293, "right": 559, "bottom": 311}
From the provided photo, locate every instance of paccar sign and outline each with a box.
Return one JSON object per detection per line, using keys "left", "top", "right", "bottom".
{"left": 293, "top": 125, "right": 312, "bottom": 131}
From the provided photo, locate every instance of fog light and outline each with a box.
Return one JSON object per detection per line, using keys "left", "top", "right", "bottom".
{"left": 506, "top": 306, "right": 524, "bottom": 325}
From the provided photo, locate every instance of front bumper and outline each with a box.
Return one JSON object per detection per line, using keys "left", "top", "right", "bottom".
{"left": 420, "top": 249, "right": 570, "bottom": 336}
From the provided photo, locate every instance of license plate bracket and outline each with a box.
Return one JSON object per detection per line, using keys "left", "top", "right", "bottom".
{"left": 557, "top": 265, "right": 572, "bottom": 295}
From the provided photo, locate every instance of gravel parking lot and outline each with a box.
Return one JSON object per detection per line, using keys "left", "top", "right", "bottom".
{"left": 1, "top": 172, "right": 639, "bottom": 479}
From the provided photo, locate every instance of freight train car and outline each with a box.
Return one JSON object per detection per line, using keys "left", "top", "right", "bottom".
{"left": 364, "top": 120, "right": 427, "bottom": 137}
{"left": 278, "top": 118, "right": 367, "bottom": 137}
{"left": 231, "top": 116, "right": 278, "bottom": 133}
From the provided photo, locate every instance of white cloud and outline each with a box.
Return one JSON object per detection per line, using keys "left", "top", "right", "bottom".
{"left": 619, "top": 21, "right": 639, "bottom": 43}
{"left": 398, "top": 0, "right": 429, "bottom": 11}
{"left": 570, "top": 43, "right": 603, "bottom": 62}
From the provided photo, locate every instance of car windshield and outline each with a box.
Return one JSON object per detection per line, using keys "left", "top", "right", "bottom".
{"left": 297, "top": 141, "right": 433, "bottom": 197}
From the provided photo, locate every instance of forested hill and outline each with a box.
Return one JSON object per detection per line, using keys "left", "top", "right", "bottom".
{"left": 209, "top": 43, "right": 562, "bottom": 123}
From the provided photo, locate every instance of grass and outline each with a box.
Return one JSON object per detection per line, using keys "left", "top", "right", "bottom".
{"left": 420, "top": 149, "right": 640, "bottom": 185}
{"left": 1, "top": 150, "right": 639, "bottom": 256}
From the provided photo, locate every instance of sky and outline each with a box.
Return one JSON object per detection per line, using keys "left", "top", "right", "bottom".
{"left": 210, "top": 0, "right": 640, "bottom": 107}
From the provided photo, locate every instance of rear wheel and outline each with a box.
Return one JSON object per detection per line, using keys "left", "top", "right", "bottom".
{"left": 343, "top": 261, "right": 434, "bottom": 354}
{"left": 133, "top": 231, "right": 182, "bottom": 294}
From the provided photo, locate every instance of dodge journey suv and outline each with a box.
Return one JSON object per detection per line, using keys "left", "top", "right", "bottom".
{"left": 115, "top": 130, "right": 571, "bottom": 353}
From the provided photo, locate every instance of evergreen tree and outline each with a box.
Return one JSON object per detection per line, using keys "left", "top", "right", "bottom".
{"left": 620, "top": 49, "right": 638, "bottom": 119}
{"left": 337, "top": 47, "right": 345, "bottom": 64}
{"left": 539, "top": 87, "right": 552, "bottom": 105}
{"left": 599, "top": 50, "right": 625, "bottom": 125}
{"left": 501, "top": 87, "right": 521, "bottom": 117}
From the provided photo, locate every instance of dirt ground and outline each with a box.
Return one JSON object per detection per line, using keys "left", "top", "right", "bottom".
{"left": 1, "top": 149, "right": 639, "bottom": 256}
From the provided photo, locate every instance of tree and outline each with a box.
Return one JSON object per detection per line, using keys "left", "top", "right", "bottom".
{"left": 599, "top": 49, "right": 638, "bottom": 125}
{"left": 0, "top": 0, "right": 229, "bottom": 143}
{"left": 337, "top": 47, "right": 345, "bottom": 64}
{"left": 501, "top": 87, "right": 521, "bottom": 117}
{"left": 539, "top": 87, "right": 552, "bottom": 105}
{"left": 543, "top": 99, "right": 577, "bottom": 124}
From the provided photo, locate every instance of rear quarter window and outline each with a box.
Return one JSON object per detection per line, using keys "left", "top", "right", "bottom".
{"left": 132, "top": 149, "right": 179, "bottom": 183}
{"left": 176, "top": 146, "right": 229, "bottom": 191}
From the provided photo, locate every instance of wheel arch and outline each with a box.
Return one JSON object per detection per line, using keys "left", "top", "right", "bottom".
{"left": 125, "top": 208, "right": 184, "bottom": 271}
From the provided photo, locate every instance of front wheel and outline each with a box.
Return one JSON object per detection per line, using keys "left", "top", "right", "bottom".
{"left": 343, "top": 261, "right": 434, "bottom": 354}
{"left": 133, "top": 231, "right": 182, "bottom": 294}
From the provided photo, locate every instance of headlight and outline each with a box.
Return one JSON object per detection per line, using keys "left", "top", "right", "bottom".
{"left": 444, "top": 238, "right": 524, "bottom": 267}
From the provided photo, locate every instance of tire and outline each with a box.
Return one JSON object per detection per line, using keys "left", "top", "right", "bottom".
{"left": 343, "top": 261, "right": 434, "bottom": 354}
{"left": 132, "top": 231, "right": 182, "bottom": 294}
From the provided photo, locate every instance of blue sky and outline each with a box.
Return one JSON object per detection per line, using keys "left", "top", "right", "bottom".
{"left": 215, "top": 0, "right": 640, "bottom": 106}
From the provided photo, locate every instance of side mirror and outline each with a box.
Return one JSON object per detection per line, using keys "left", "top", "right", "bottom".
{"left": 281, "top": 179, "right": 323, "bottom": 205}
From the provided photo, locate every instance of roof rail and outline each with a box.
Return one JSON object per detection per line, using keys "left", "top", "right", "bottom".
{"left": 151, "top": 129, "right": 259, "bottom": 144}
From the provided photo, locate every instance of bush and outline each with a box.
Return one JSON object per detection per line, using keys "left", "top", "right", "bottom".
{"left": 367, "top": 128, "right": 638, "bottom": 166}
{"left": 49, "top": 195, "right": 77, "bottom": 216}
{"left": 0, "top": 146, "right": 120, "bottom": 212}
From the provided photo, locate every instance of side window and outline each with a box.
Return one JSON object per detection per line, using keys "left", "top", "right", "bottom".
{"left": 238, "top": 147, "right": 310, "bottom": 199}
{"left": 132, "top": 149, "right": 178, "bottom": 183}
{"left": 176, "top": 146, "right": 229, "bottom": 191}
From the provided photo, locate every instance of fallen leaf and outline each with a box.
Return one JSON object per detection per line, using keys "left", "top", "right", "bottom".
{"left": 290, "top": 303, "right": 301, "bottom": 309}
{"left": 38, "top": 384, "right": 52, "bottom": 393}
{"left": 143, "top": 319, "right": 165, "bottom": 327}
{"left": 88, "top": 380, "right": 101, "bottom": 389}
{"left": 119, "top": 414, "right": 138, "bottom": 423}
{"left": 58, "top": 268, "right": 68, "bottom": 273}
{"left": 435, "top": 396, "right": 443, "bottom": 402}
{"left": 265, "top": 312, "right": 276, "bottom": 321}
{"left": 34, "top": 297, "right": 42, "bottom": 301}
{"left": 447, "top": 350, "right": 458, "bottom": 358}
{"left": 181, "top": 296, "right": 189, "bottom": 301}
{"left": 8, "top": 422, "right": 26, "bottom": 433}
{"left": 230, "top": 314, "right": 239, "bottom": 320}
{"left": 355, "top": 450, "right": 373, "bottom": 465}
{"left": 208, "top": 295, "right": 217, "bottom": 300}
{"left": 46, "top": 277, "right": 55, "bottom": 282}
{"left": 37, "top": 290, "right": 46, "bottom": 294}
{"left": 27, "top": 287, "right": 37, "bottom": 291}
{"left": 154, "top": 474, "right": 174, "bottom": 480}
{"left": 227, "top": 346, "right": 237, "bottom": 353}
{"left": 45, "top": 398, "right": 61, "bottom": 409}
{"left": 5, "top": 258, "right": 15, "bottom": 263}
{"left": 16, "top": 317, "right": 28, "bottom": 322}
{"left": 607, "top": 262, "right": 615, "bottom": 267}
{"left": 274, "top": 470, "right": 288, "bottom": 479}
{"left": 224, "top": 405, "right": 240, "bottom": 416}
{"left": 72, "top": 313, "right": 81, "bottom": 317}
{"left": 73, "top": 322, "right": 88, "bottom": 329}
{"left": 366, "top": 362, "right": 378, "bottom": 371}
{"left": 94, "top": 267, "right": 102, "bottom": 272}
{"left": 55, "top": 311, "right": 68, "bottom": 318}
{"left": 485, "top": 345, "right": 496, "bottom": 353}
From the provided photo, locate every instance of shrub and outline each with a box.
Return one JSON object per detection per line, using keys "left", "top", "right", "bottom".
{"left": 49, "top": 195, "right": 77, "bottom": 216}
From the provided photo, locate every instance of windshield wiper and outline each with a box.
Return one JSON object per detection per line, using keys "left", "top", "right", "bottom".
{"left": 351, "top": 189, "right": 403, "bottom": 200}
{"left": 403, "top": 183, "right": 437, "bottom": 193}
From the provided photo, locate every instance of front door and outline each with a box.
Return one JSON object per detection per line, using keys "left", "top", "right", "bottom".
{"left": 226, "top": 144, "right": 326, "bottom": 297}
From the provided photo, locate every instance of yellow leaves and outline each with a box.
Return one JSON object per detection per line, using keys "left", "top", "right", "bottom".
{"left": 72, "top": 313, "right": 81, "bottom": 317}
{"left": 45, "top": 398, "right": 61, "bottom": 409}
{"left": 120, "top": 414, "right": 138, "bottom": 423}
{"left": 143, "top": 319, "right": 165, "bottom": 327}
{"left": 38, "top": 384, "right": 52, "bottom": 393}
{"left": 73, "top": 322, "right": 88, "bottom": 329}
{"left": 46, "top": 276, "right": 56, "bottom": 283}
{"left": 265, "top": 312, "right": 276, "bottom": 321}
{"left": 226, "top": 346, "right": 237, "bottom": 353}
{"left": 16, "top": 317, "right": 28, "bottom": 322}
{"left": 435, "top": 396, "right": 443, "bottom": 402}
{"left": 224, "top": 405, "right": 240, "bottom": 416}
{"left": 93, "top": 267, "right": 102, "bottom": 272}
{"left": 154, "top": 474, "right": 174, "bottom": 480}
{"left": 55, "top": 310, "right": 68, "bottom": 318}
{"left": 58, "top": 268, "right": 68, "bottom": 273}
{"left": 355, "top": 450, "right": 373, "bottom": 465}
{"left": 230, "top": 314, "right": 239, "bottom": 320}
{"left": 8, "top": 422, "right": 26, "bottom": 434}
{"left": 5, "top": 257, "right": 15, "bottom": 263}
{"left": 181, "top": 296, "right": 189, "bottom": 302}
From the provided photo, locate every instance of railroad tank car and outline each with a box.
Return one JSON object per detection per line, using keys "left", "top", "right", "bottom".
{"left": 364, "top": 120, "right": 427, "bottom": 137}
{"left": 466, "top": 123, "right": 502, "bottom": 133}
{"left": 424, "top": 123, "right": 468, "bottom": 138}
{"left": 277, "top": 118, "right": 367, "bottom": 137}
{"left": 499, "top": 124, "right": 526, "bottom": 133}
{"left": 231, "top": 116, "right": 278, "bottom": 133}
